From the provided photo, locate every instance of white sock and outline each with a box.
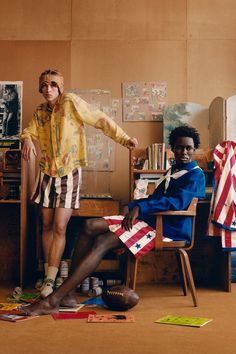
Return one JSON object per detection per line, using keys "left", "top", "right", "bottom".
{"left": 47, "top": 266, "right": 59, "bottom": 281}
{"left": 40, "top": 266, "right": 58, "bottom": 298}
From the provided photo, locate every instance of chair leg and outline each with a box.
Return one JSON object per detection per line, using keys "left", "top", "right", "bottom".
{"left": 178, "top": 249, "right": 198, "bottom": 307}
{"left": 126, "top": 253, "right": 138, "bottom": 290}
{"left": 176, "top": 252, "right": 188, "bottom": 296}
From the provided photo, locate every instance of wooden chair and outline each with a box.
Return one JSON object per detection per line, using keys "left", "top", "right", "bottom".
{"left": 125, "top": 198, "right": 199, "bottom": 307}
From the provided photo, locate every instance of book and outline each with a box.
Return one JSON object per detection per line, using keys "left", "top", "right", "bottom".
{"left": 82, "top": 297, "right": 105, "bottom": 308}
{"left": 59, "top": 304, "right": 85, "bottom": 312}
{"left": 139, "top": 173, "right": 163, "bottom": 179}
{"left": 155, "top": 315, "right": 212, "bottom": 327}
{"left": 147, "top": 143, "right": 166, "bottom": 170}
{"left": 52, "top": 311, "right": 97, "bottom": 320}
{"left": 0, "top": 303, "right": 23, "bottom": 314}
{"left": 8, "top": 292, "right": 41, "bottom": 304}
{"left": 87, "top": 314, "right": 135, "bottom": 323}
{"left": 2, "top": 171, "right": 21, "bottom": 177}
{"left": 0, "top": 314, "right": 38, "bottom": 322}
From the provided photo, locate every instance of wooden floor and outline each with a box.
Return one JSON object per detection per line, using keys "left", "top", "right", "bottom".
{"left": 0, "top": 283, "right": 236, "bottom": 354}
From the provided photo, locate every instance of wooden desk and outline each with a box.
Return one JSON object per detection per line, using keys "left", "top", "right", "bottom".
{"left": 72, "top": 198, "right": 120, "bottom": 217}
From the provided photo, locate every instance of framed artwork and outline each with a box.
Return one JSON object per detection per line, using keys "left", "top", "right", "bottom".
{"left": 0, "top": 81, "right": 23, "bottom": 149}
{"left": 163, "top": 102, "right": 209, "bottom": 149}
{"left": 122, "top": 81, "right": 167, "bottom": 122}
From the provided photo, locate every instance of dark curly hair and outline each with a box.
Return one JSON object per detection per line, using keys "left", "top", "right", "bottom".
{"left": 168, "top": 125, "right": 200, "bottom": 149}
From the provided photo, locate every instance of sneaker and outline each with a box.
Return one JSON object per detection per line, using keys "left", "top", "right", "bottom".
{"left": 40, "top": 278, "right": 55, "bottom": 298}
{"left": 55, "top": 276, "right": 64, "bottom": 288}
{"left": 35, "top": 278, "right": 44, "bottom": 290}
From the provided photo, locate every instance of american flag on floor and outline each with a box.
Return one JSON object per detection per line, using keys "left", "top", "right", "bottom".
{"left": 208, "top": 141, "right": 236, "bottom": 249}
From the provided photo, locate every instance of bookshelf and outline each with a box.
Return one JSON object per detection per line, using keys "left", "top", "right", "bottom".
{"left": 129, "top": 146, "right": 166, "bottom": 200}
{"left": 0, "top": 149, "right": 33, "bottom": 287}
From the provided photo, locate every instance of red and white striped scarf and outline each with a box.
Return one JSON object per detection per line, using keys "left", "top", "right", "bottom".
{"left": 208, "top": 141, "right": 236, "bottom": 248}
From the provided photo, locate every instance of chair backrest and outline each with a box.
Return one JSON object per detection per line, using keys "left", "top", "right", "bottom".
{"left": 154, "top": 198, "right": 198, "bottom": 251}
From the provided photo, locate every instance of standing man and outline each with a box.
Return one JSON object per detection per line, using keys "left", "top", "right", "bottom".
{"left": 21, "top": 69, "right": 138, "bottom": 298}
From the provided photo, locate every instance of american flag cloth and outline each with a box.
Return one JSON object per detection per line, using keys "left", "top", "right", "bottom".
{"left": 103, "top": 215, "right": 172, "bottom": 258}
{"left": 207, "top": 141, "right": 236, "bottom": 249}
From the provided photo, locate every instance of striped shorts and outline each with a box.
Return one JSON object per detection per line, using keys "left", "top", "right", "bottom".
{"left": 104, "top": 215, "right": 173, "bottom": 258}
{"left": 103, "top": 215, "right": 156, "bottom": 258}
{"left": 31, "top": 168, "right": 82, "bottom": 209}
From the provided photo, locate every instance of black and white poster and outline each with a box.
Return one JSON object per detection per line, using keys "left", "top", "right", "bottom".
{"left": 0, "top": 81, "right": 23, "bottom": 149}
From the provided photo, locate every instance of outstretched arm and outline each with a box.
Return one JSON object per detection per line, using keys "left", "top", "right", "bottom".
{"left": 126, "top": 137, "right": 138, "bottom": 150}
{"left": 71, "top": 95, "right": 138, "bottom": 148}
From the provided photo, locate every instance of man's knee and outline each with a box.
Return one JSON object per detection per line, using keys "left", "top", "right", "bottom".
{"left": 42, "top": 219, "right": 53, "bottom": 233}
{"left": 53, "top": 221, "right": 67, "bottom": 236}
{"left": 81, "top": 218, "right": 96, "bottom": 235}
{"left": 82, "top": 218, "right": 105, "bottom": 236}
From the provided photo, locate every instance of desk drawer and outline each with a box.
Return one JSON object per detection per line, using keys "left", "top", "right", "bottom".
{"left": 73, "top": 199, "right": 120, "bottom": 217}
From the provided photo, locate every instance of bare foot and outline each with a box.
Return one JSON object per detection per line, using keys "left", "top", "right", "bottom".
{"left": 60, "top": 293, "right": 78, "bottom": 307}
{"left": 21, "top": 298, "right": 59, "bottom": 316}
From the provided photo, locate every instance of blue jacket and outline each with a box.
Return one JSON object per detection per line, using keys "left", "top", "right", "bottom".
{"left": 128, "top": 160, "right": 206, "bottom": 244}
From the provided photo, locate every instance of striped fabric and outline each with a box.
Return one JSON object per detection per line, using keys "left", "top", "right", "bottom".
{"left": 31, "top": 168, "right": 81, "bottom": 209}
{"left": 104, "top": 215, "right": 172, "bottom": 258}
{"left": 208, "top": 141, "right": 236, "bottom": 248}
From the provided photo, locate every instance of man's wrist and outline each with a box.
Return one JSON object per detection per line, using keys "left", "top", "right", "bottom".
{"left": 23, "top": 137, "right": 33, "bottom": 144}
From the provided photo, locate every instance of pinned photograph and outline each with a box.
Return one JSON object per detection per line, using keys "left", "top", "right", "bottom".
{"left": 0, "top": 81, "right": 23, "bottom": 149}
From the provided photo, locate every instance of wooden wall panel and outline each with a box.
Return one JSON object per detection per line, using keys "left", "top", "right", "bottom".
{"left": 0, "top": 41, "right": 71, "bottom": 128}
{"left": 187, "top": 40, "right": 236, "bottom": 106}
{"left": 71, "top": 40, "right": 186, "bottom": 103}
{"left": 188, "top": 0, "right": 236, "bottom": 39}
{"left": 0, "top": 0, "right": 71, "bottom": 40}
{"left": 72, "top": 0, "right": 186, "bottom": 40}
{"left": 71, "top": 39, "right": 186, "bottom": 202}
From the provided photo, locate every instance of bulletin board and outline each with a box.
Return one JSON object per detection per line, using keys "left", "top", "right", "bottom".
{"left": 74, "top": 89, "right": 115, "bottom": 172}
{"left": 122, "top": 81, "right": 167, "bottom": 122}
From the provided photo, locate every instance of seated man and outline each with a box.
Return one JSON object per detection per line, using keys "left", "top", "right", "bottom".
{"left": 23, "top": 125, "right": 206, "bottom": 315}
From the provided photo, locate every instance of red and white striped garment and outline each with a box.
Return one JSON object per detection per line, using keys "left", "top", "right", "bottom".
{"left": 208, "top": 141, "right": 236, "bottom": 248}
{"left": 104, "top": 215, "right": 172, "bottom": 258}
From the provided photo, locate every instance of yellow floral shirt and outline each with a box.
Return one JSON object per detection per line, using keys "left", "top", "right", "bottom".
{"left": 20, "top": 92, "right": 130, "bottom": 177}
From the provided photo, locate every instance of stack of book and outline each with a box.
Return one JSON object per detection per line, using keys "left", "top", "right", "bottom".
{"left": 147, "top": 143, "right": 165, "bottom": 170}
